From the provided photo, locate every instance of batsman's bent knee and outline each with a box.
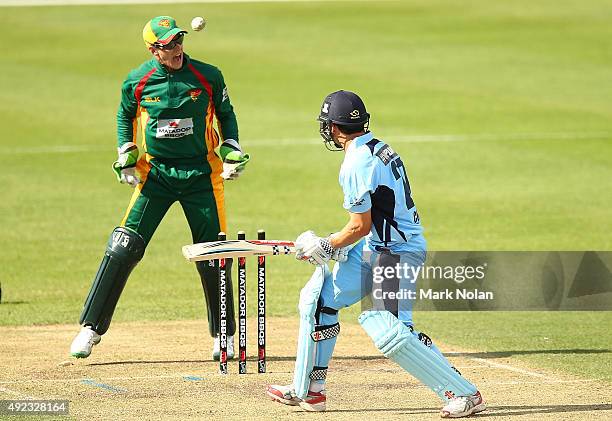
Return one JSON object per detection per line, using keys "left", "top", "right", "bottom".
{"left": 359, "top": 310, "right": 477, "bottom": 401}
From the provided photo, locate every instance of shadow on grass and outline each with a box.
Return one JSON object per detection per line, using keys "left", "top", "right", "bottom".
{"left": 446, "top": 349, "right": 612, "bottom": 358}
{"left": 328, "top": 404, "right": 612, "bottom": 416}
{"left": 87, "top": 348, "right": 611, "bottom": 366}
{"left": 0, "top": 301, "right": 27, "bottom": 305}
{"left": 468, "top": 404, "right": 612, "bottom": 417}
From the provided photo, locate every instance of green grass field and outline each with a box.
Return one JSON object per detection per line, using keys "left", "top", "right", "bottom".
{"left": 1, "top": 0, "right": 611, "bottom": 383}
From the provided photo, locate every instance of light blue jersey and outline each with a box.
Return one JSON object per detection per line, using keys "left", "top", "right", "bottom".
{"left": 292, "top": 134, "right": 477, "bottom": 404}
{"left": 339, "top": 132, "right": 426, "bottom": 253}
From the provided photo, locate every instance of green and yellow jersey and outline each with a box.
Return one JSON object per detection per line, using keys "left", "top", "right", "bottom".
{"left": 117, "top": 54, "right": 238, "bottom": 166}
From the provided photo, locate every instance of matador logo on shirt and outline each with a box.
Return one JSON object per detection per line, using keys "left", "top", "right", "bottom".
{"left": 156, "top": 118, "right": 194, "bottom": 138}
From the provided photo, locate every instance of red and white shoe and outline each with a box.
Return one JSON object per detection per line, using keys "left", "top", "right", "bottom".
{"left": 266, "top": 384, "right": 301, "bottom": 406}
{"left": 440, "top": 390, "right": 486, "bottom": 418}
{"left": 299, "top": 390, "right": 326, "bottom": 412}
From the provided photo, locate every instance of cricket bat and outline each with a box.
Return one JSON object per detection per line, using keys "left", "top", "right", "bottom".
{"left": 182, "top": 239, "right": 296, "bottom": 262}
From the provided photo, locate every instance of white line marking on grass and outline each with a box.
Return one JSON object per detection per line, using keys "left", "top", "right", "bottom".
{"left": 409, "top": 378, "right": 597, "bottom": 390}
{"left": 1, "top": 131, "right": 609, "bottom": 154}
{"left": 481, "top": 379, "right": 597, "bottom": 386}
{"left": 237, "top": 131, "right": 612, "bottom": 148}
{"left": 0, "top": 386, "right": 39, "bottom": 400}
{"left": 0, "top": 0, "right": 362, "bottom": 7}
{"left": 0, "top": 374, "right": 597, "bottom": 387}
{"left": 389, "top": 131, "right": 612, "bottom": 143}
{"left": 0, "top": 374, "right": 193, "bottom": 385}
{"left": 448, "top": 365, "right": 489, "bottom": 369}
{"left": 469, "top": 357, "right": 552, "bottom": 379}
{"left": 0, "top": 145, "right": 108, "bottom": 154}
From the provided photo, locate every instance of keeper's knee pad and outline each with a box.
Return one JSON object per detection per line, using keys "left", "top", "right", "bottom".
{"left": 80, "top": 227, "right": 145, "bottom": 334}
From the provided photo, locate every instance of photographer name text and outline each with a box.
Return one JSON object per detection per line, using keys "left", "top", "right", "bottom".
{"left": 373, "top": 288, "right": 494, "bottom": 301}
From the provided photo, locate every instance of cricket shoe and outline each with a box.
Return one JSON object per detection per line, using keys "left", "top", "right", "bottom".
{"left": 298, "top": 390, "right": 327, "bottom": 412}
{"left": 266, "top": 384, "right": 301, "bottom": 406}
{"left": 212, "top": 335, "right": 235, "bottom": 361}
{"left": 70, "top": 326, "right": 101, "bottom": 358}
{"left": 440, "top": 391, "right": 486, "bottom": 418}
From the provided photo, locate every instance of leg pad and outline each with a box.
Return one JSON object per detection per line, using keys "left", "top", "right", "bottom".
{"left": 359, "top": 310, "right": 477, "bottom": 401}
{"left": 79, "top": 227, "right": 145, "bottom": 334}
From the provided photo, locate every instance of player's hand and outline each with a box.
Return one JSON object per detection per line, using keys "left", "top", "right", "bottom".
{"left": 117, "top": 167, "right": 141, "bottom": 187}
{"left": 219, "top": 139, "right": 250, "bottom": 180}
{"left": 221, "top": 150, "right": 250, "bottom": 180}
{"left": 112, "top": 142, "right": 141, "bottom": 188}
{"left": 294, "top": 230, "right": 334, "bottom": 266}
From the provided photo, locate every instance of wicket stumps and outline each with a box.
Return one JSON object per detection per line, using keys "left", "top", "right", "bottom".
{"left": 237, "top": 231, "right": 247, "bottom": 374}
{"left": 218, "top": 232, "right": 228, "bottom": 375}
{"left": 257, "top": 229, "right": 266, "bottom": 374}
{"left": 218, "top": 230, "right": 267, "bottom": 375}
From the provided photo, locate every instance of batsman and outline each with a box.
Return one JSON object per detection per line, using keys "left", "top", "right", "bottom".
{"left": 70, "top": 16, "right": 249, "bottom": 360}
{"left": 266, "top": 90, "right": 485, "bottom": 418}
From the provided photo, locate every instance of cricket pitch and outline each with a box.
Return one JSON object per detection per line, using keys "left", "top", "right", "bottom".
{"left": 1, "top": 318, "right": 610, "bottom": 420}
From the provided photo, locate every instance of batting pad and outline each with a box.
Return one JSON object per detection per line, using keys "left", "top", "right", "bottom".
{"left": 359, "top": 310, "right": 477, "bottom": 401}
{"left": 293, "top": 265, "right": 326, "bottom": 399}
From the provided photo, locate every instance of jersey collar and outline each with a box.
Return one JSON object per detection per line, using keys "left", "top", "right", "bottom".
{"left": 345, "top": 131, "right": 374, "bottom": 154}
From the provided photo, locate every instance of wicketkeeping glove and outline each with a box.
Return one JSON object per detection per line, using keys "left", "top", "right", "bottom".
{"left": 219, "top": 139, "right": 250, "bottom": 180}
{"left": 112, "top": 142, "right": 141, "bottom": 188}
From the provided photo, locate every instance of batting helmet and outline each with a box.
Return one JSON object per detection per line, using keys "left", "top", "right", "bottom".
{"left": 317, "top": 90, "right": 370, "bottom": 151}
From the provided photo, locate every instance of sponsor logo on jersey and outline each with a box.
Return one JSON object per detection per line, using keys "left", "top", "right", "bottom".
{"left": 189, "top": 89, "right": 202, "bottom": 102}
{"left": 144, "top": 96, "right": 161, "bottom": 102}
{"left": 156, "top": 118, "right": 194, "bottom": 139}
{"left": 222, "top": 87, "right": 229, "bottom": 102}
{"left": 375, "top": 144, "right": 397, "bottom": 165}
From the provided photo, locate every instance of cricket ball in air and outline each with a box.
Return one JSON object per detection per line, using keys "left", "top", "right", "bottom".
{"left": 191, "top": 16, "right": 206, "bottom": 31}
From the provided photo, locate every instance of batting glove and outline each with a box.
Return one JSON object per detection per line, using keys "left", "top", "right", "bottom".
{"left": 329, "top": 235, "right": 351, "bottom": 263}
{"left": 219, "top": 139, "right": 250, "bottom": 181}
{"left": 294, "top": 230, "right": 335, "bottom": 266}
{"left": 112, "top": 142, "right": 141, "bottom": 188}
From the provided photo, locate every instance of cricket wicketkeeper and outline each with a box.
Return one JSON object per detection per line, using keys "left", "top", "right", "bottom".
{"left": 70, "top": 16, "right": 249, "bottom": 360}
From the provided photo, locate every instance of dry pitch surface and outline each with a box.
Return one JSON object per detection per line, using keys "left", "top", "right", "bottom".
{"left": 1, "top": 318, "right": 611, "bottom": 420}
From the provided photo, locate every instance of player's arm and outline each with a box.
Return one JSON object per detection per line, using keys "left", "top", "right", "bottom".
{"left": 295, "top": 205, "right": 371, "bottom": 265}
{"left": 212, "top": 69, "right": 239, "bottom": 143}
{"left": 212, "top": 69, "right": 250, "bottom": 180}
{"left": 295, "top": 146, "right": 375, "bottom": 265}
{"left": 116, "top": 77, "right": 138, "bottom": 147}
{"left": 329, "top": 210, "right": 372, "bottom": 249}
{"left": 330, "top": 168, "right": 375, "bottom": 249}
{"left": 113, "top": 77, "right": 140, "bottom": 187}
